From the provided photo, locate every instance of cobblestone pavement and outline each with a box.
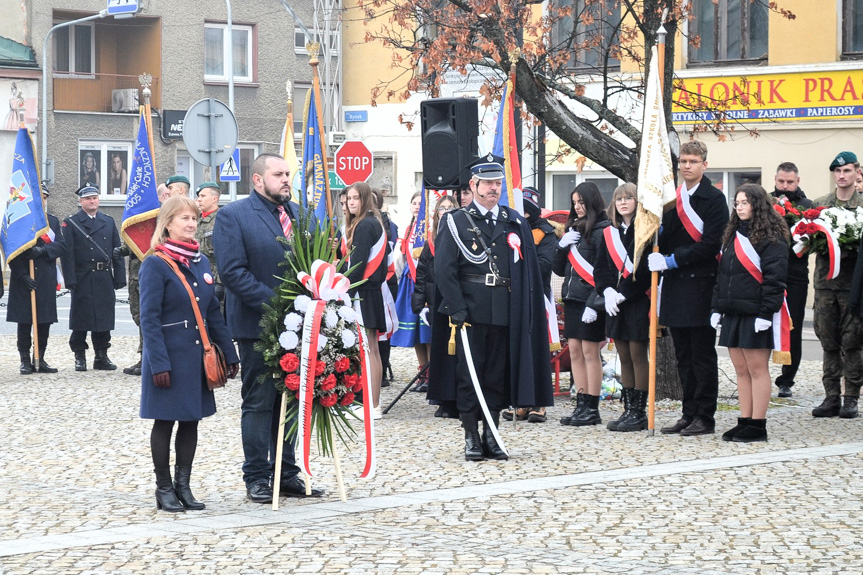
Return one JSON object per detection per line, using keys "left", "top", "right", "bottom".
{"left": 1, "top": 335, "right": 862, "bottom": 574}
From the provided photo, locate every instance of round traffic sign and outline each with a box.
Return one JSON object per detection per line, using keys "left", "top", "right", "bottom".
{"left": 181, "top": 98, "right": 238, "bottom": 168}
{"left": 334, "top": 140, "right": 373, "bottom": 185}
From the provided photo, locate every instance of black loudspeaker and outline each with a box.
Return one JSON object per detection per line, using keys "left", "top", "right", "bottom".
{"left": 421, "top": 98, "right": 478, "bottom": 189}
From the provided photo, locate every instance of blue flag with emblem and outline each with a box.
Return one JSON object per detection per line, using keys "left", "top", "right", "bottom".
{"left": 121, "top": 110, "right": 161, "bottom": 260}
{"left": 300, "top": 88, "right": 328, "bottom": 228}
{"left": 1, "top": 127, "right": 49, "bottom": 264}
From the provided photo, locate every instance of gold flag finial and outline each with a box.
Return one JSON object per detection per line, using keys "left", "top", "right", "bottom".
{"left": 508, "top": 47, "right": 521, "bottom": 63}
{"left": 307, "top": 42, "right": 320, "bottom": 63}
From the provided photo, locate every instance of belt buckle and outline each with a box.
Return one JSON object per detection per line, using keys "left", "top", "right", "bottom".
{"left": 96, "top": 262, "right": 105, "bottom": 271}
{"left": 485, "top": 273, "right": 496, "bottom": 286}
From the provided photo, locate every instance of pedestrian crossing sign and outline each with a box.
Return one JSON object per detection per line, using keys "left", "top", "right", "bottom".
{"left": 219, "top": 149, "right": 241, "bottom": 182}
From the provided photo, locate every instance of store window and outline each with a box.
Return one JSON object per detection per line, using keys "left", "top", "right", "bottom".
{"left": 53, "top": 22, "right": 95, "bottom": 76}
{"left": 844, "top": 0, "right": 863, "bottom": 56}
{"left": 551, "top": 173, "right": 620, "bottom": 211}
{"left": 204, "top": 22, "right": 255, "bottom": 83}
{"left": 78, "top": 141, "right": 133, "bottom": 197}
{"left": 689, "top": 0, "right": 768, "bottom": 64}
{"left": 551, "top": 0, "right": 621, "bottom": 70}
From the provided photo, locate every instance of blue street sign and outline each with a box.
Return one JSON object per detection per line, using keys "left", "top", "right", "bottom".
{"left": 219, "top": 148, "right": 241, "bottom": 182}
{"left": 107, "top": 0, "right": 138, "bottom": 15}
{"left": 344, "top": 110, "right": 368, "bottom": 123}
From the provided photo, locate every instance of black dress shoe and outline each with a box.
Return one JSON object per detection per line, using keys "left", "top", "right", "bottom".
{"left": 246, "top": 482, "right": 273, "bottom": 503}
{"left": 679, "top": 418, "right": 715, "bottom": 436}
{"left": 279, "top": 476, "right": 324, "bottom": 498}
{"left": 481, "top": 427, "right": 509, "bottom": 460}
{"left": 660, "top": 417, "right": 692, "bottom": 434}
{"left": 37, "top": 359, "right": 59, "bottom": 374}
{"left": 464, "top": 430, "right": 484, "bottom": 461}
{"left": 777, "top": 385, "right": 792, "bottom": 398}
{"left": 434, "top": 406, "right": 459, "bottom": 419}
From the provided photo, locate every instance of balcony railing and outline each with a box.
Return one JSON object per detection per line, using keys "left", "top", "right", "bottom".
{"left": 53, "top": 73, "right": 161, "bottom": 113}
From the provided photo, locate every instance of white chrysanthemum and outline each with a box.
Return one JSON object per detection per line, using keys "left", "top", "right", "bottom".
{"left": 295, "top": 295, "right": 311, "bottom": 313}
{"left": 279, "top": 331, "right": 299, "bottom": 350}
{"left": 341, "top": 329, "right": 356, "bottom": 349}
{"left": 317, "top": 334, "right": 328, "bottom": 352}
{"left": 324, "top": 309, "right": 339, "bottom": 329}
{"left": 283, "top": 312, "right": 303, "bottom": 332}
{"left": 338, "top": 305, "right": 357, "bottom": 323}
{"left": 340, "top": 293, "right": 352, "bottom": 306}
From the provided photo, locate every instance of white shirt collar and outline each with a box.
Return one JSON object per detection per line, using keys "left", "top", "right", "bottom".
{"left": 475, "top": 203, "right": 499, "bottom": 219}
{"left": 681, "top": 181, "right": 700, "bottom": 197}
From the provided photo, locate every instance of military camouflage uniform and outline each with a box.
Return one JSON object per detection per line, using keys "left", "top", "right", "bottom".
{"left": 812, "top": 191, "right": 863, "bottom": 399}
{"left": 195, "top": 209, "right": 225, "bottom": 311}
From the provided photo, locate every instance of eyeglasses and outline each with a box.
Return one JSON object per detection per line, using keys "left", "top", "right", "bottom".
{"left": 733, "top": 200, "right": 750, "bottom": 207}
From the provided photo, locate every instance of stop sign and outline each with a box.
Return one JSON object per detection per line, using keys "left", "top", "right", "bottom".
{"left": 334, "top": 140, "right": 373, "bottom": 185}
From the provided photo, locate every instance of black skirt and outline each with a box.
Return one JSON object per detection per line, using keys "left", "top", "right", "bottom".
{"left": 564, "top": 300, "right": 606, "bottom": 342}
{"left": 355, "top": 286, "right": 387, "bottom": 331}
{"left": 606, "top": 295, "right": 650, "bottom": 342}
{"left": 719, "top": 314, "right": 774, "bottom": 349}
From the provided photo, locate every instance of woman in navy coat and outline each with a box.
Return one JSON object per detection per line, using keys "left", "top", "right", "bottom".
{"left": 139, "top": 197, "right": 239, "bottom": 512}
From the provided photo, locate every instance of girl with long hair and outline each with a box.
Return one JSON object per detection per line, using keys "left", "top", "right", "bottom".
{"left": 712, "top": 183, "right": 789, "bottom": 442}
{"left": 594, "top": 183, "right": 651, "bottom": 431}
{"left": 553, "top": 182, "right": 610, "bottom": 427}
{"left": 343, "top": 182, "right": 390, "bottom": 420}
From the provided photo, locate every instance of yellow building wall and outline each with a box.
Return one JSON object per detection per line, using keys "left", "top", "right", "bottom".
{"left": 769, "top": 0, "right": 838, "bottom": 65}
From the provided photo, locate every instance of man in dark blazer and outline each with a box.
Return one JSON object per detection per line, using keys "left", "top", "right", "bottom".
{"left": 648, "top": 141, "right": 729, "bottom": 436}
{"left": 214, "top": 152, "right": 323, "bottom": 504}
{"left": 61, "top": 185, "right": 126, "bottom": 371}
{"left": 7, "top": 185, "right": 66, "bottom": 374}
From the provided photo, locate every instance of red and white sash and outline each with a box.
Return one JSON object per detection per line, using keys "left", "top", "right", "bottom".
{"left": 734, "top": 232, "right": 792, "bottom": 364}
{"left": 361, "top": 230, "right": 387, "bottom": 280}
{"left": 567, "top": 245, "right": 595, "bottom": 287}
{"left": 603, "top": 226, "right": 633, "bottom": 279}
{"left": 402, "top": 217, "right": 419, "bottom": 282}
{"left": 676, "top": 184, "right": 704, "bottom": 243}
{"left": 790, "top": 219, "right": 840, "bottom": 280}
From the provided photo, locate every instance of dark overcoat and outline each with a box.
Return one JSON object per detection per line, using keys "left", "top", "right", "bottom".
{"left": 711, "top": 230, "right": 788, "bottom": 319}
{"left": 431, "top": 203, "right": 553, "bottom": 408}
{"left": 657, "top": 176, "right": 729, "bottom": 327}
{"left": 7, "top": 213, "right": 66, "bottom": 324}
{"left": 139, "top": 254, "right": 239, "bottom": 422}
{"left": 60, "top": 210, "right": 126, "bottom": 331}
{"left": 213, "top": 191, "right": 299, "bottom": 340}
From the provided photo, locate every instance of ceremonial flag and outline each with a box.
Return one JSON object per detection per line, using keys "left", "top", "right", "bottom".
{"left": 121, "top": 109, "right": 161, "bottom": 260}
{"left": 300, "top": 88, "right": 328, "bottom": 227}
{"left": 492, "top": 79, "right": 524, "bottom": 215}
{"left": 279, "top": 99, "right": 300, "bottom": 196}
{"left": 633, "top": 46, "right": 676, "bottom": 268}
{"left": 1, "top": 127, "right": 49, "bottom": 264}
{"left": 405, "top": 185, "right": 428, "bottom": 282}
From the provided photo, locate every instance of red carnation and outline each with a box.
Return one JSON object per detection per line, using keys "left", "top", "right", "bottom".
{"left": 320, "top": 393, "right": 337, "bottom": 408}
{"left": 314, "top": 361, "right": 325, "bottom": 376}
{"left": 285, "top": 374, "right": 301, "bottom": 391}
{"left": 339, "top": 392, "right": 355, "bottom": 406}
{"left": 344, "top": 373, "right": 360, "bottom": 390}
{"left": 803, "top": 209, "right": 821, "bottom": 220}
{"left": 334, "top": 357, "right": 350, "bottom": 373}
{"left": 321, "top": 374, "right": 337, "bottom": 392}
{"left": 773, "top": 204, "right": 786, "bottom": 217}
{"left": 788, "top": 206, "right": 801, "bottom": 216}
{"left": 280, "top": 353, "right": 300, "bottom": 373}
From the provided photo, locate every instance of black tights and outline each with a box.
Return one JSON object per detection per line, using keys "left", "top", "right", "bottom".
{"left": 615, "top": 340, "right": 649, "bottom": 391}
{"left": 150, "top": 420, "right": 198, "bottom": 470}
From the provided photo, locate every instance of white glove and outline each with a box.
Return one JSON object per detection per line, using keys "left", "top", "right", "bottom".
{"left": 603, "top": 288, "right": 625, "bottom": 316}
{"left": 419, "top": 307, "right": 430, "bottom": 327}
{"left": 582, "top": 307, "right": 598, "bottom": 324}
{"left": 754, "top": 318, "right": 772, "bottom": 332}
{"left": 559, "top": 230, "right": 581, "bottom": 248}
{"left": 647, "top": 252, "right": 668, "bottom": 272}
{"left": 710, "top": 313, "right": 721, "bottom": 330}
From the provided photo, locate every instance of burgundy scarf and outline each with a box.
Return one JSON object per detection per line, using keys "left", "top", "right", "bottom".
{"left": 154, "top": 238, "right": 201, "bottom": 267}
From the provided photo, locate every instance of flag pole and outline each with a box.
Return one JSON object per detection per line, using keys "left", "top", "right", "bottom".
{"left": 308, "top": 43, "right": 334, "bottom": 238}
{"left": 646, "top": 25, "right": 667, "bottom": 437}
{"left": 140, "top": 74, "right": 157, "bottom": 187}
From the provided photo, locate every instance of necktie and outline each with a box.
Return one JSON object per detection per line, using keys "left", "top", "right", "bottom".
{"left": 277, "top": 205, "right": 293, "bottom": 239}
{"left": 486, "top": 214, "right": 495, "bottom": 233}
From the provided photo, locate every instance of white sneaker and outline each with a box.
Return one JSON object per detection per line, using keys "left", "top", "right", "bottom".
{"left": 373, "top": 406, "right": 383, "bottom": 420}
{"left": 350, "top": 405, "right": 382, "bottom": 421}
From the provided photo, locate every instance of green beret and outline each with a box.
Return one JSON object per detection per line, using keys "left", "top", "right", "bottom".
{"left": 166, "top": 174, "right": 190, "bottom": 187}
{"left": 829, "top": 151, "right": 858, "bottom": 171}
{"left": 195, "top": 181, "right": 221, "bottom": 196}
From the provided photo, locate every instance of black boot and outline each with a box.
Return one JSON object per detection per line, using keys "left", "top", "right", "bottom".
{"left": 617, "top": 389, "right": 648, "bottom": 432}
{"left": 173, "top": 465, "right": 205, "bottom": 510}
{"left": 93, "top": 349, "right": 117, "bottom": 371}
{"left": 812, "top": 395, "right": 841, "bottom": 417}
{"left": 560, "top": 392, "right": 586, "bottom": 425}
{"left": 461, "top": 414, "right": 484, "bottom": 461}
{"left": 607, "top": 387, "right": 633, "bottom": 431}
{"left": 154, "top": 468, "right": 184, "bottom": 512}
{"left": 123, "top": 359, "right": 142, "bottom": 376}
{"left": 570, "top": 394, "right": 602, "bottom": 426}
{"left": 839, "top": 396, "right": 859, "bottom": 419}
{"left": 732, "top": 418, "right": 768, "bottom": 443}
{"left": 19, "top": 352, "right": 34, "bottom": 375}
{"left": 74, "top": 351, "right": 87, "bottom": 372}
{"left": 722, "top": 417, "right": 751, "bottom": 442}
{"left": 35, "top": 356, "right": 59, "bottom": 374}
{"left": 482, "top": 411, "right": 508, "bottom": 460}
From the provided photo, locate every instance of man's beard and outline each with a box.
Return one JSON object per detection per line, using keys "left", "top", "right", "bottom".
{"left": 263, "top": 182, "right": 291, "bottom": 204}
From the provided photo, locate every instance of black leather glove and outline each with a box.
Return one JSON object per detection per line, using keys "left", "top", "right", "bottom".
{"left": 113, "top": 246, "right": 127, "bottom": 260}
{"left": 153, "top": 371, "right": 171, "bottom": 388}
{"left": 227, "top": 363, "right": 240, "bottom": 379}
{"left": 30, "top": 245, "right": 46, "bottom": 259}
{"left": 451, "top": 309, "right": 468, "bottom": 328}
{"left": 24, "top": 277, "right": 38, "bottom": 291}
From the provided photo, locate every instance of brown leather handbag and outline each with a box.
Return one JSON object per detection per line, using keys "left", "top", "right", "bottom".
{"left": 155, "top": 252, "right": 228, "bottom": 390}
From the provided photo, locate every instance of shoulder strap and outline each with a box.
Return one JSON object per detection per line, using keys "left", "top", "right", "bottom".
{"left": 154, "top": 252, "right": 213, "bottom": 352}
